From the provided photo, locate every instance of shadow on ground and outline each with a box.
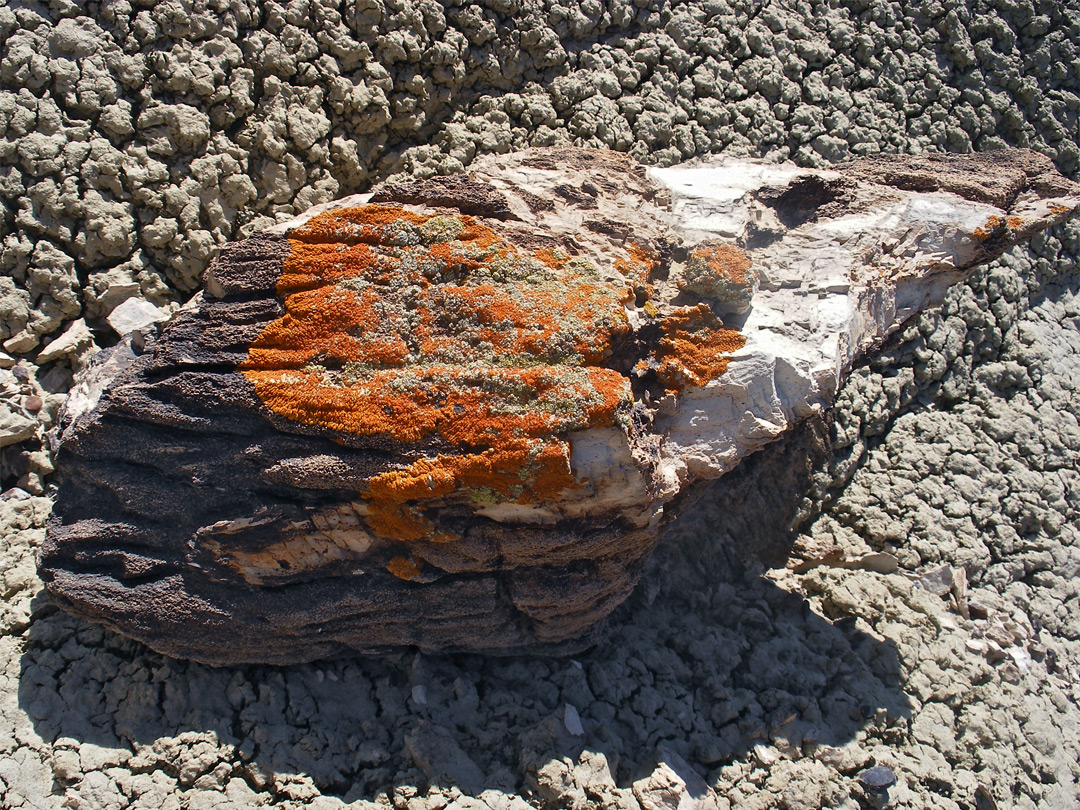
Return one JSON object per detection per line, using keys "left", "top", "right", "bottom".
{"left": 18, "top": 425, "right": 912, "bottom": 802}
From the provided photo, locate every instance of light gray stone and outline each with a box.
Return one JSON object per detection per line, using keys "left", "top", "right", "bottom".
{"left": 105, "top": 297, "right": 168, "bottom": 336}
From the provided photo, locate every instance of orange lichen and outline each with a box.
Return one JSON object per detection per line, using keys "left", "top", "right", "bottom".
{"left": 387, "top": 556, "right": 423, "bottom": 581}
{"left": 615, "top": 242, "right": 659, "bottom": 291}
{"left": 972, "top": 215, "right": 1003, "bottom": 241}
{"left": 367, "top": 439, "right": 576, "bottom": 509}
{"left": 241, "top": 206, "right": 747, "bottom": 547}
{"left": 691, "top": 244, "right": 751, "bottom": 286}
{"left": 534, "top": 247, "right": 570, "bottom": 270}
{"left": 655, "top": 304, "right": 747, "bottom": 387}
{"left": 680, "top": 244, "right": 754, "bottom": 310}
{"left": 972, "top": 214, "right": 1019, "bottom": 241}
{"left": 366, "top": 500, "right": 434, "bottom": 542}
{"left": 973, "top": 215, "right": 1028, "bottom": 241}
{"left": 241, "top": 205, "right": 637, "bottom": 542}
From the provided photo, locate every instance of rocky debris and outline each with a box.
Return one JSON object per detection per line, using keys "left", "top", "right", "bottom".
{"left": 38, "top": 147, "right": 1080, "bottom": 665}
{"left": 1, "top": 361, "right": 65, "bottom": 496}
{"left": 856, "top": 765, "right": 896, "bottom": 791}
{"left": 917, "top": 564, "right": 955, "bottom": 598}
{"left": 855, "top": 765, "right": 897, "bottom": 807}
{"left": 0, "top": 401, "right": 36, "bottom": 449}
{"left": 519, "top": 713, "right": 637, "bottom": 810}
{"left": 33, "top": 317, "right": 97, "bottom": 368}
{"left": 962, "top": 603, "right": 1040, "bottom": 679}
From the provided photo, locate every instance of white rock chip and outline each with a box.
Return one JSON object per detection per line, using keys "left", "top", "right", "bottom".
{"left": 562, "top": 704, "right": 584, "bottom": 737}
{"left": 105, "top": 297, "right": 169, "bottom": 336}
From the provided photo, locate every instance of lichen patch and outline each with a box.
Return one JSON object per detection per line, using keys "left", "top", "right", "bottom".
{"left": 654, "top": 304, "right": 747, "bottom": 388}
{"left": 679, "top": 244, "right": 754, "bottom": 312}
{"left": 240, "top": 205, "right": 747, "bottom": 548}
{"left": 240, "top": 205, "right": 664, "bottom": 544}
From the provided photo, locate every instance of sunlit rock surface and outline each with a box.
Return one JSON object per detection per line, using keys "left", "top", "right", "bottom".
{"left": 39, "top": 148, "right": 1079, "bottom": 664}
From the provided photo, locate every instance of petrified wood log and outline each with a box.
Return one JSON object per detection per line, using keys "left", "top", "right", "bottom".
{"left": 40, "top": 148, "right": 1079, "bottom": 665}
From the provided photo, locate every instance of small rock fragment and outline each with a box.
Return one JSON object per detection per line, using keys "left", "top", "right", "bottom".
{"left": 633, "top": 757, "right": 718, "bottom": 810}
{"left": 563, "top": 704, "right": 584, "bottom": 737}
{"left": 917, "top": 564, "right": 954, "bottom": 597}
{"left": 34, "top": 318, "right": 96, "bottom": 366}
{"left": 106, "top": 297, "right": 169, "bottom": 336}
{"left": 951, "top": 566, "right": 969, "bottom": 618}
{"left": 974, "top": 785, "right": 999, "bottom": 810}
{"left": 656, "top": 744, "right": 712, "bottom": 796}
{"left": 857, "top": 765, "right": 897, "bottom": 791}
{"left": 0, "top": 405, "right": 37, "bottom": 447}
{"left": 404, "top": 721, "right": 486, "bottom": 795}
{"left": 3, "top": 332, "right": 39, "bottom": 354}
{"left": 1007, "top": 646, "right": 1032, "bottom": 674}
{"left": 854, "top": 552, "right": 899, "bottom": 575}
{"left": 752, "top": 744, "right": 780, "bottom": 767}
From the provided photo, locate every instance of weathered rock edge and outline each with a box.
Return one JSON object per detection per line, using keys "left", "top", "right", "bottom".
{"left": 38, "top": 148, "right": 1080, "bottom": 665}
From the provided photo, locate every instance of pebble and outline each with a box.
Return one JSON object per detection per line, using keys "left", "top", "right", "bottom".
{"left": 106, "top": 298, "right": 169, "bottom": 337}
{"left": 917, "top": 565, "right": 954, "bottom": 597}
{"left": 563, "top": 704, "right": 584, "bottom": 737}
{"left": 752, "top": 744, "right": 779, "bottom": 767}
{"left": 1007, "top": 646, "right": 1032, "bottom": 674}
{"left": 857, "top": 765, "right": 897, "bottom": 791}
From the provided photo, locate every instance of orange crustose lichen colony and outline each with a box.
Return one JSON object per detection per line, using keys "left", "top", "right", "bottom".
{"left": 680, "top": 243, "right": 754, "bottom": 310}
{"left": 972, "top": 214, "right": 1027, "bottom": 242}
{"left": 655, "top": 304, "right": 746, "bottom": 388}
{"left": 239, "top": 205, "right": 745, "bottom": 571}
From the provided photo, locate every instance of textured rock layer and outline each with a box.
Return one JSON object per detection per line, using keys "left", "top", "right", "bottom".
{"left": 39, "top": 148, "right": 1079, "bottom": 664}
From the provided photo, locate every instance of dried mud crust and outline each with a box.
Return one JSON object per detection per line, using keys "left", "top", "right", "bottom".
{"left": 3, "top": 0, "right": 1080, "bottom": 808}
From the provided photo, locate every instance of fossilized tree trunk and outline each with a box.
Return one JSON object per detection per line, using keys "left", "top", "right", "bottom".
{"left": 39, "top": 148, "right": 1079, "bottom": 664}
